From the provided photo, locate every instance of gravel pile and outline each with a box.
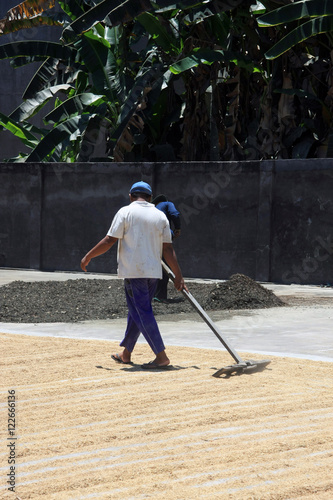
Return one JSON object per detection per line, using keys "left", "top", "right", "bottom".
{"left": 0, "top": 274, "right": 284, "bottom": 323}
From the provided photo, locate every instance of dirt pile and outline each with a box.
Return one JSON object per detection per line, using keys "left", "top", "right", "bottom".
{"left": 0, "top": 274, "right": 284, "bottom": 323}
{"left": 207, "top": 273, "right": 284, "bottom": 310}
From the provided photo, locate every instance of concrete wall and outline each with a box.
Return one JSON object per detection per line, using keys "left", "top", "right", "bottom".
{"left": 1, "top": 160, "right": 333, "bottom": 284}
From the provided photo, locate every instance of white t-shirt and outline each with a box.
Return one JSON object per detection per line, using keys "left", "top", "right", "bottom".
{"left": 107, "top": 201, "right": 172, "bottom": 278}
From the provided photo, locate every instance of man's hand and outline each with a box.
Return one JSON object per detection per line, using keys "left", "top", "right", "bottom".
{"left": 80, "top": 235, "right": 118, "bottom": 272}
{"left": 174, "top": 275, "right": 187, "bottom": 292}
{"left": 80, "top": 256, "right": 90, "bottom": 272}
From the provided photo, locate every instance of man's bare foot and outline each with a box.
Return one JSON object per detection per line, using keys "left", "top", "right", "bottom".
{"left": 111, "top": 348, "right": 132, "bottom": 364}
{"left": 141, "top": 360, "right": 171, "bottom": 369}
{"left": 153, "top": 351, "right": 170, "bottom": 367}
{"left": 141, "top": 350, "right": 170, "bottom": 369}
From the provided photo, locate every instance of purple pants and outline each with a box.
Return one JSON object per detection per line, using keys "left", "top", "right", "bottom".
{"left": 120, "top": 278, "right": 165, "bottom": 355}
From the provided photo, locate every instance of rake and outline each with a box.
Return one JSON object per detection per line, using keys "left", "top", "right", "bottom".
{"left": 162, "top": 262, "right": 271, "bottom": 377}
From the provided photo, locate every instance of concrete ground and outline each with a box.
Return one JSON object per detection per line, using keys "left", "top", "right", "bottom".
{"left": 1, "top": 268, "right": 333, "bottom": 363}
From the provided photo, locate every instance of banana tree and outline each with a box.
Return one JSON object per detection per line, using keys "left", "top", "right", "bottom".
{"left": 0, "top": 0, "right": 270, "bottom": 162}
{"left": 256, "top": 0, "right": 333, "bottom": 158}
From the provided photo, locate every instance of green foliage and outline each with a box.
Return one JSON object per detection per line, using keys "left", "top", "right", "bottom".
{"left": 258, "top": 0, "right": 333, "bottom": 59}
{"left": 0, "top": 0, "right": 259, "bottom": 162}
{"left": 169, "top": 49, "right": 262, "bottom": 74}
{"left": 1, "top": 0, "right": 333, "bottom": 161}
{"left": 254, "top": 0, "right": 333, "bottom": 158}
{"left": 0, "top": 111, "right": 39, "bottom": 148}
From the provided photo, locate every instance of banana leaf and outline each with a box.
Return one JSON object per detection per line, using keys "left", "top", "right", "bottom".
{"left": 26, "top": 114, "right": 90, "bottom": 161}
{"left": 0, "top": 0, "right": 55, "bottom": 23}
{"left": 62, "top": 0, "right": 153, "bottom": 41}
{"left": 155, "top": 0, "right": 243, "bottom": 12}
{"left": 3, "top": 153, "right": 30, "bottom": 163}
{"left": 264, "top": 16, "right": 333, "bottom": 59}
{"left": 74, "top": 30, "right": 118, "bottom": 99}
{"left": 9, "top": 85, "right": 73, "bottom": 122}
{"left": 144, "top": 71, "right": 173, "bottom": 139}
{"left": 137, "top": 12, "right": 179, "bottom": 53}
{"left": 62, "top": 0, "right": 210, "bottom": 41}
{"left": 23, "top": 57, "right": 80, "bottom": 99}
{"left": 44, "top": 92, "right": 106, "bottom": 123}
{"left": 250, "top": 0, "right": 266, "bottom": 15}
{"left": 169, "top": 48, "right": 261, "bottom": 74}
{"left": 10, "top": 56, "right": 54, "bottom": 68}
{"left": 58, "top": 0, "right": 86, "bottom": 21}
{"left": 257, "top": 0, "right": 333, "bottom": 27}
{"left": 78, "top": 114, "right": 110, "bottom": 162}
{"left": 0, "top": 41, "right": 74, "bottom": 61}
{"left": 103, "top": 26, "right": 126, "bottom": 100}
{"left": 109, "top": 60, "right": 167, "bottom": 158}
{"left": 0, "top": 111, "right": 38, "bottom": 148}
{"left": 182, "top": 1, "right": 237, "bottom": 23}
{"left": 119, "top": 61, "right": 164, "bottom": 122}
{"left": 292, "top": 135, "right": 316, "bottom": 158}
{"left": 0, "top": 16, "right": 62, "bottom": 35}
{"left": 104, "top": 25, "right": 122, "bottom": 48}
{"left": 206, "top": 13, "right": 230, "bottom": 49}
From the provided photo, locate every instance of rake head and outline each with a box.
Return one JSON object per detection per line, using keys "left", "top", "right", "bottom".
{"left": 213, "top": 359, "right": 271, "bottom": 378}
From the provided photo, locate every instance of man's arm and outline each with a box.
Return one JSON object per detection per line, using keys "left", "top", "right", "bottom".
{"left": 81, "top": 235, "right": 118, "bottom": 272}
{"left": 162, "top": 242, "right": 187, "bottom": 291}
{"left": 167, "top": 202, "right": 181, "bottom": 238}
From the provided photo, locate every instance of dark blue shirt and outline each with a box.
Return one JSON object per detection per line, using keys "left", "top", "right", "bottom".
{"left": 155, "top": 201, "right": 181, "bottom": 237}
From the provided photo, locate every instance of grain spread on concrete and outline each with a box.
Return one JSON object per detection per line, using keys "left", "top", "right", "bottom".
{"left": 1, "top": 333, "right": 332, "bottom": 499}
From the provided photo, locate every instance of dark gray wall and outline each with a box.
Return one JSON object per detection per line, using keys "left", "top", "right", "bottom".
{"left": 1, "top": 160, "right": 333, "bottom": 285}
{"left": 270, "top": 161, "right": 333, "bottom": 284}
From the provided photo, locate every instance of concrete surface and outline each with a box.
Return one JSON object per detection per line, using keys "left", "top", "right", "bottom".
{"left": 1, "top": 269, "right": 333, "bottom": 363}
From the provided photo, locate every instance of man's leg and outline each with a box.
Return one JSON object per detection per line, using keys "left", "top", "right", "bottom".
{"left": 119, "top": 278, "right": 169, "bottom": 365}
{"left": 120, "top": 313, "right": 141, "bottom": 352}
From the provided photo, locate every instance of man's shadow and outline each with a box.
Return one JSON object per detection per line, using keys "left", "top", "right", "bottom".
{"left": 96, "top": 364, "right": 200, "bottom": 372}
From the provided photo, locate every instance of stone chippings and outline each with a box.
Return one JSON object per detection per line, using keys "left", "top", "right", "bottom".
{"left": 0, "top": 274, "right": 284, "bottom": 323}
